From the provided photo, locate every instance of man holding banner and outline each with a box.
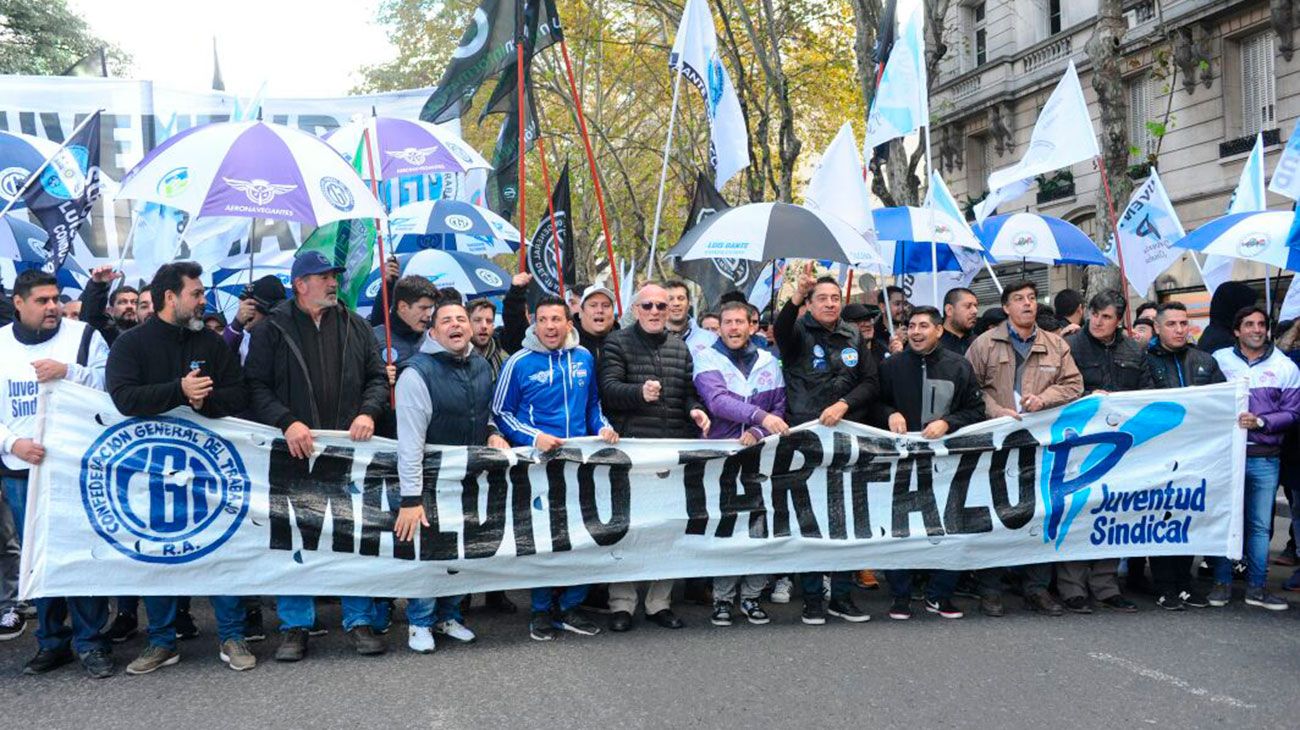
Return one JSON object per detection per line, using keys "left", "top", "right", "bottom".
{"left": 105, "top": 261, "right": 253, "bottom": 673}
{"left": 394, "top": 297, "right": 511, "bottom": 653}
{"left": 0, "top": 270, "right": 112, "bottom": 677}
{"left": 244, "top": 251, "right": 390, "bottom": 661}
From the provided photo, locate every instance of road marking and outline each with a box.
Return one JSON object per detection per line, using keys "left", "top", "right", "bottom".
{"left": 1087, "top": 652, "right": 1255, "bottom": 709}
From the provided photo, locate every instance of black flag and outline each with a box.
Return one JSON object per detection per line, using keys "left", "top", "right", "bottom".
{"left": 21, "top": 111, "right": 103, "bottom": 272}
{"left": 483, "top": 61, "right": 539, "bottom": 223}
{"left": 420, "top": 0, "right": 562, "bottom": 124}
{"left": 670, "top": 171, "right": 759, "bottom": 311}
{"left": 526, "top": 163, "right": 575, "bottom": 307}
{"left": 62, "top": 48, "right": 108, "bottom": 77}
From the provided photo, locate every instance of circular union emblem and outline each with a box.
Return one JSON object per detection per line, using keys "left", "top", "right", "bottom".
{"left": 475, "top": 268, "right": 503, "bottom": 288}
{"left": 319, "top": 176, "right": 355, "bottom": 212}
{"left": 1236, "top": 232, "right": 1269, "bottom": 258}
{"left": 1011, "top": 232, "right": 1037, "bottom": 255}
{"left": 80, "top": 417, "right": 250, "bottom": 564}
{"left": 444, "top": 213, "right": 475, "bottom": 232}
{"left": 157, "top": 166, "right": 190, "bottom": 198}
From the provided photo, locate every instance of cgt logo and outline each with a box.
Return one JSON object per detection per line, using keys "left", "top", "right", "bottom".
{"left": 1040, "top": 398, "right": 1185, "bottom": 548}
{"left": 80, "top": 418, "right": 251, "bottom": 563}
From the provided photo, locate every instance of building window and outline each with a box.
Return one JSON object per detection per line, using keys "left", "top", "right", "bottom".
{"left": 972, "top": 2, "right": 987, "bottom": 67}
{"left": 967, "top": 135, "right": 989, "bottom": 195}
{"left": 1241, "top": 32, "right": 1276, "bottom": 136}
{"left": 1127, "top": 75, "right": 1156, "bottom": 161}
{"left": 1048, "top": 0, "right": 1062, "bottom": 35}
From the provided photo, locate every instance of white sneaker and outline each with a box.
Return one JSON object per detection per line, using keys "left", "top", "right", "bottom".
{"left": 433, "top": 619, "right": 477, "bottom": 643}
{"left": 770, "top": 577, "right": 792, "bottom": 604}
{"left": 407, "top": 626, "right": 436, "bottom": 654}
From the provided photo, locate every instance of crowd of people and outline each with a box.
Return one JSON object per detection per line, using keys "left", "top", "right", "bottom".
{"left": 0, "top": 256, "right": 1297, "bottom": 680}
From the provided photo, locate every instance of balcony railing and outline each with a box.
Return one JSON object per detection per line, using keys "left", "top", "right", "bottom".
{"left": 1022, "top": 36, "right": 1072, "bottom": 73}
{"left": 951, "top": 74, "right": 982, "bottom": 101}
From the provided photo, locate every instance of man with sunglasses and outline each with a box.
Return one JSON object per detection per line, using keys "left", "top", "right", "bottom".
{"left": 774, "top": 272, "right": 878, "bottom": 625}
{"left": 600, "top": 283, "right": 711, "bottom": 633}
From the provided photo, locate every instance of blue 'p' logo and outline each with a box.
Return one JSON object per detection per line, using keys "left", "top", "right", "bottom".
{"left": 80, "top": 417, "right": 250, "bottom": 564}
{"left": 1040, "top": 399, "right": 1185, "bottom": 548}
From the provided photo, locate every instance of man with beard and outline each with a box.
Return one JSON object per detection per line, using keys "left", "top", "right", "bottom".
{"left": 137, "top": 289, "right": 154, "bottom": 322}
{"left": 245, "top": 251, "right": 389, "bottom": 661}
{"left": 105, "top": 261, "right": 252, "bottom": 673}
{"left": 0, "top": 270, "right": 112, "bottom": 677}
{"left": 78, "top": 265, "right": 139, "bottom": 346}
{"left": 467, "top": 299, "right": 507, "bottom": 377}
{"left": 574, "top": 285, "right": 620, "bottom": 367}
{"left": 395, "top": 298, "right": 512, "bottom": 652}
{"left": 940, "top": 287, "right": 979, "bottom": 355}
{"left": 664, "top": 279, "right": 717, "bottom": 359}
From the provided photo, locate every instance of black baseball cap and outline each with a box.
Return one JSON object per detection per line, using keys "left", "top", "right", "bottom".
{"left": 842, "top": 303, "right": 880, "bottom": 323}
{"left": 244, "top": 275, "right": 287, "bottom": 314}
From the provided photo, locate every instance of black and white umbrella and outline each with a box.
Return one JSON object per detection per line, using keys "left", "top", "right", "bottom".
{"left": 667, "top": 202, "right": 882, "bottom": 266}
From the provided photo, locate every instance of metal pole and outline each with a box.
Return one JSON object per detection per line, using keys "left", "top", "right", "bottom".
{"left": 648, "top": 66, "right": 685, "bottom": 279}
{"left": 361, "top": 123, "right": 395, "bottom": 406}
{"left": 515, "top": 0, "right": 529, "bottom": 274}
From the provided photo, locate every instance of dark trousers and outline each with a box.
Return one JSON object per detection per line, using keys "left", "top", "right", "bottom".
{"left": 1150, "top": 555, "right": 1194, "bottom": 597}
{"left": 884, "top": 570, "right": 959, "bottom": 601}
{"left": 800, "top": 572, "right": 853, "bottom": 602}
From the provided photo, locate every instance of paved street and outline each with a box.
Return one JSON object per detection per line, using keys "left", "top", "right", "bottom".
{"left": 5, "top": 544, "right": 1300, "bottom": 728}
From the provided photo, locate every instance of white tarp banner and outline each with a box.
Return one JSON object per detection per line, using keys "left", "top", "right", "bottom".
{"left": 22, "top": 380, "right": 1246, "bottom": 599}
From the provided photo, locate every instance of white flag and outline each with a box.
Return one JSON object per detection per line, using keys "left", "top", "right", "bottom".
{"left": 1269, "top": 121, "right": 1300, "bottom": 200}
{"left": 976, "top": 61, "right": 1099, "bottom": 223}
{"left": 1203, "top": 134, "right": 1267, "bottom": 293}
{"left": 863, "top": 0, "right": 927, "bottom": 151}
{"left": 804, "top": 122, "right": 873, "bottom": 234}
{"left": 1107, "top": 169, "right": 1185, "bottom": 295}
{"left": 671, "top": 0, "right": 750, "bottom": 189}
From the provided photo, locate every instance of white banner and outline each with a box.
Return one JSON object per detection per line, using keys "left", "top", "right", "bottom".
{"left": 22, "top": 380, "right": 1246, "bottom": 599}
{"left": 1107, "top": 169, "right": 1185, "bottom": 296}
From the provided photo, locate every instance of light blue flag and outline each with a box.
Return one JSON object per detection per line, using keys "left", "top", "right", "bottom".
{"left": 1205, "top": 134, "right": 1266, "bottom": 292}
{"left": 863, "top": 0, "right": 927, "bottom": 151}
{"left": 1269, "top": 122, "right": 1300, "bottom": 200}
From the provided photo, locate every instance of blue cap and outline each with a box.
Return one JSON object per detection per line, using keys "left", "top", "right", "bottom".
{"left": 292, "top": 251, "right": 345, "bottom": 281}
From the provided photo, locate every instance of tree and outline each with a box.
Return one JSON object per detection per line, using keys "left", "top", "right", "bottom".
{"left": 0, "top": 0, "right": 129, "bottom": 75}
{"left": 1084, "top": 0, "right": 1129, "bottom": 301}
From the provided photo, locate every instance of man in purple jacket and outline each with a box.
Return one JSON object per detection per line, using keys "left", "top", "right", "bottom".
{"left": 693, "top": 301, "right": 789, "bottom": 627}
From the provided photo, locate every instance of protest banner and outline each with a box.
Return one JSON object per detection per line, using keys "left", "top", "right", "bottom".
{"left": 22, "top": 380, "right": 1246, "bottom": 599}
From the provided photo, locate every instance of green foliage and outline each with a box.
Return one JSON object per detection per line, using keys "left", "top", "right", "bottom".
{"left": 0, "top": 0, "right": 129, "bottom": 75}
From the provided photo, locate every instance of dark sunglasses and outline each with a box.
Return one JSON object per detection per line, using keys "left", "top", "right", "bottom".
{"left": 639, "top": 302, "right": 668, "bottom": 311}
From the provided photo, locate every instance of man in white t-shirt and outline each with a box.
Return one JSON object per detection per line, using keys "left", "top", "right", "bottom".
{"left": 0, "top": 269, "right": 111, "bottom": 678}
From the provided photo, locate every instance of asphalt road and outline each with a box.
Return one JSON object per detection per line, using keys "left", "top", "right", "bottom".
{"left": 5, "top": 544, "right": 1300, "bottom": 728}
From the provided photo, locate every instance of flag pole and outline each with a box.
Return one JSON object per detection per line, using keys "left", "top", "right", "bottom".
{"left": 1095, "top": 153, "right": 1134, "bottom": 330}
{"left": 536, "top": 136, "right": 566, "bottom": 301}
{"left": 361, "top": 121, "right": 395, "bottom": 405}
{"left": 247, "top": 217, "right": 257, "bottom": 279}
{"left": 558, "top": 36, "right": 621, "bottom": 315}
{"left": 648, "top": 64, "right": 685, "bottom": 279}
{"left": 515, "top": 0, "right": 529, "bottom": 275}
{"left": 0, "top": 110, "right": 103, "bottom": 221}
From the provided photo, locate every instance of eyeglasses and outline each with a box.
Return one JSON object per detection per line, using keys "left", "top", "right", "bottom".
{"left": 639, "top": 302, "right": 668, "bottom": 311}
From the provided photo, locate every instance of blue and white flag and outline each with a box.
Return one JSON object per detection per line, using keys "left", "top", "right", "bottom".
{"left": 20, "top": 111, "right": 102, "bottom": 272}
{"left": 1268, "top": 121, "right": 1300, "bottom": 200}
{"left": 1108, "top": 168, "right": 1185, "bottom": 295}
{"left": 863, "top": 0, "right": 927, "bottom": 151}
{"left": 670, "top": 0, "right": 750, "bottom": 189}
{"left": 901, "top": 170, "right": 985, "bottom": 307}
{"left": 1203, "top": 134, "right": 1267, "bottom": 293}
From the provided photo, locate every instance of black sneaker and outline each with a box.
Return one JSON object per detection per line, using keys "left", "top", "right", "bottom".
{"left": 801, "top": 598, "right": 827, "bottom": 625}
{"left": 925, "top": 598, "right": 964, "bottom": 619}
{"left": 23, "top": 647, "right": 74, "bottom": 675}
{"left": 274, "top": 628, "right": 308, "bottom": 662}
{"left": 174, "top": 610, "right": 199, "bottom": 640}
{"left": 1181, "top": 590, "right": 1210, "bottom": 609}
{"left": 80, "top": 648, "right": 115, "bottom": 679}
{"left": 1061, "top": 596, "right": 1093, "bottom": 614}
{"left": 0, "top": 607, "right": 26, "bottom": 641}
{"left": 556, "top": 610, "right": 601, "bottom": 636}
{"left": 346, "top": 626, "right": 386, "bottom": 655}
{"left": 244, "top": 607, "right": 266, "bottom": 642}
{"left": 485, "top": 591, "right": 518, "bottom": 614}
{"left": 529, "top": 611, "right": 556, "bottom": 641}
{"left": 1156, "top": 594, "right": 1186, "bottom": 611}
{"left": 1099, "top": 595, "right": 1139, "bottom": 613}
{"left": 710, "top": 602, "right": 734, "bottom": 627}
{"left": 739, "top": 598, "right": 770, "bottom": 625}
{"left": 827, "top": 597, "right": 871, "bottom": 623}
{"left": 888, "top": 596, "right": 913, "bottom": 620}
{"left": 952, "top": 574, "right": 981, "bottom": 599}
{"left": 106, "top": 612, "right": 138, "bottom": 643}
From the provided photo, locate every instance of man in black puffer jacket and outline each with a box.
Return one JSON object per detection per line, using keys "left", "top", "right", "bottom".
{"left": 1066, "top": 290, "right": 1152, "bottom": 396}
{"left": 599, "top": 283, "right": 710, "bottom": 634}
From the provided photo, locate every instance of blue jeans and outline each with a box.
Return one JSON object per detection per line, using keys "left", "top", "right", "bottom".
{"left": 277, "top": 595, "right": 376, "bottom": 631}
{"left": 884, "top": 570, "right": 960, "bottom": 601}
{"left": 1210, "top": 456, "right": 1281, "bottom": 589}
{"left": 530, "top": 586, "right": 589, "bottom": 614}
{"left": 0, "top": 476, "right": 24, "bottom": 611}
{"left": 800, "top": 572, "right": 853, "bottom": 602}
{"left": 142, "top": 595, "right": 245, "bottom": 648}
{"left": 36, "top": 596, "right": 110, "bottom": 654}
{"left": 407, "top": 595, "right": 465, "bottom": 627}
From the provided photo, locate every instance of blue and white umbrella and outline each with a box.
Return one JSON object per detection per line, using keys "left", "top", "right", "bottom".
{"left": 402, "top": 249, "right": 511, "bottom": 297}
{"left": 1171, "top": 211, "right": 1300, "bottom": 270}
{"left": 976, "top": 213, "right": 1109, "bottom": 266}
{"left": 388, "top": 199, "right": 520, "bottom": 257}
{"left": 876, "top": 240, "right": 990, "bottom": 275}
{"left": 0, "top": 131, "right": 64, "bottom": 211}
{"left": 872, "top": 206, "right": 983, "bottom": 250}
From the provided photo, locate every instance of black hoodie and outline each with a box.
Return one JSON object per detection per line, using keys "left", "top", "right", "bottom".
{"left": 1198, "top": 281, "right": 1256, "bottom": 354}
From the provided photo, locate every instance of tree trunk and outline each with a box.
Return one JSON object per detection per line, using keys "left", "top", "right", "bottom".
{"left": 1085, "top": 0, "right": 1131, "bottom": 302}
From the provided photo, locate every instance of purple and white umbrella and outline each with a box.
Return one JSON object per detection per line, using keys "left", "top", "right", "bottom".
{"left": 116, "top": 120, "right": 386, "bottom": 227}
{"left": 324, "top": 116, "right": 491, "bottom": 179}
